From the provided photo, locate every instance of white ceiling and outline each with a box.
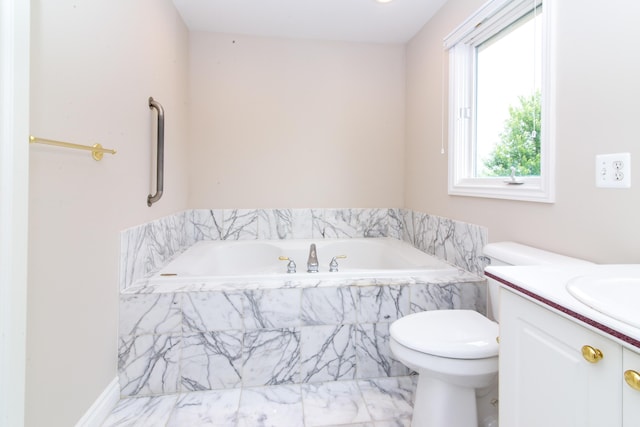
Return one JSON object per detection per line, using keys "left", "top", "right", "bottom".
{"left": 172, "top": 0, "right": 447, "bottom": 44}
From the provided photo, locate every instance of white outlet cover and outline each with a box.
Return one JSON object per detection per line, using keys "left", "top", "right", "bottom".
{"left": 596, "top": 152, "right": 631, "bottom": 188}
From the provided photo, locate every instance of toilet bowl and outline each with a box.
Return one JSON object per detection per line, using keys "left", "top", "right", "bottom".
{"left": 390, "top": 242, "right": 594, "bottom": 427}
{"left": 390, "top": 310, "right": 498, "bottom": 427}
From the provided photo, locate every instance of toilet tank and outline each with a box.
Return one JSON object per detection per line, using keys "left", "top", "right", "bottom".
{"left": 482, "top": 242, "right": 593, "bottom": 321}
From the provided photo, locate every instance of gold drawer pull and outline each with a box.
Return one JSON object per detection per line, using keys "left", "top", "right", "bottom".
{"left": 581, "top": 345, "right": 604, "bottom": 363}
{"left": 625, "top": 370, "right": 640, "bottom": 391}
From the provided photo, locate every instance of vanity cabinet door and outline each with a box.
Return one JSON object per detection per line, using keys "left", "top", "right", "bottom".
{"left": 499, "top": 289, "right": 622, "bottom": 427}
{"left": 623, "top": 348, "right": 640, "bottom": 426}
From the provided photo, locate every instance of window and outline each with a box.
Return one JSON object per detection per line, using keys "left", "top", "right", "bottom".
{"left": 445, "top": 0, "right": 555, "bottom": 202}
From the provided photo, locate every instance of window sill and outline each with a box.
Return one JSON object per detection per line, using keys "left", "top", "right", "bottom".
{"left": 449, "top": 177, "right": 555, "bottom": 203}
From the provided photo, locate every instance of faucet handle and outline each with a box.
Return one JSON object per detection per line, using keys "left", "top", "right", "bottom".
{"left": 279, "top": 256, "right": 297, "bottom": 274}
{"left": 329, "top": 255, "right": 347, "bottom": 272}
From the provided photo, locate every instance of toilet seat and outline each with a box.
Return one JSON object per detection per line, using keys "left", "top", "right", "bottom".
{"left": 390, "top": 310, "right": 499, "bottom": 359}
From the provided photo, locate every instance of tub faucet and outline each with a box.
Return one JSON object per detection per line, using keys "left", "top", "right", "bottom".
{"left": 329, "top": 255, "right": 347, "bottom": 272}
{"left": 307, "top": 243, "right": 319, "bottom": 273}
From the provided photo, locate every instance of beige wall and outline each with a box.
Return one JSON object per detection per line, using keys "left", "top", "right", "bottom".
{"left": 28, "top": 1, "right": 189, "bottom": 425}
{"left": 405, "top": 0, "right": 640, "bottom": 264}
{"left": 187, "top": 33, "right": 406, "bottom": 209}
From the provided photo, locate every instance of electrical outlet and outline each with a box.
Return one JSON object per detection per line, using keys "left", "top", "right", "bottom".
{"left": 596, "top": 153, "right": 631, "bottom": 188}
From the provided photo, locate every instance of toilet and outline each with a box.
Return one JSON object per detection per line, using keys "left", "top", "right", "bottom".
{"left": 390, "top": 242, "right": 593, "bottom": 427}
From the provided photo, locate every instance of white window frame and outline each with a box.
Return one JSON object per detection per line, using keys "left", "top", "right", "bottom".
{"left": 445, "top": 0, "right": 556, "bottom": 203}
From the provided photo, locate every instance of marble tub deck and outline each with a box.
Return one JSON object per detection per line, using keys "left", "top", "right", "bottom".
{"left": 102, "top": 375, "right": 416, "bottom": 427}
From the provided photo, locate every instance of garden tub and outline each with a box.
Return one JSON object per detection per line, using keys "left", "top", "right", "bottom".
{"left": 118, "top": 237, "right": 484, "bottom": 397}
{"left": 153, "top": 237, "right": 460, "bottom": 284}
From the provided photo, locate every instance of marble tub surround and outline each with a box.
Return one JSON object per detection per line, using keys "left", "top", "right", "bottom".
{"left": 398, "top": 209, "right": 488, "bottom": 276}
{"left": 118, "top": 278, "right": 485, "bottom": 398}
{"left": 102, "top": 376, "right": 416, "bottom": 427}
{"left": 118, "top": 207, "right": 488, "bottom": 398}
{"left": 126, "top": 266, "right": 482, "bottom": 294}
{"left": 120, "top": 210, "right": 195, "bottom": 291}
{"left": 120, "top": 208, "right": 488, "bottom": 290}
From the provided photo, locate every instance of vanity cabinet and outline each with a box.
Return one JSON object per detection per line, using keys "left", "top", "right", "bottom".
{"left": 623, "top": 348, "right": 640, "bottom": 425}
{"left": 499, "top": 288, "right": 624, "bottom": 427}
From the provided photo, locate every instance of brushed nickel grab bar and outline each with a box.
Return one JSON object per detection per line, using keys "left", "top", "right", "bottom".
{"left": 147, "top": 97, "right": 165, "bottom": 206}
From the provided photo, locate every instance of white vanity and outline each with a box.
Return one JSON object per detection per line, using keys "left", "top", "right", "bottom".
{"left": 485, "top": 264, "right": 640, "bottom": 427}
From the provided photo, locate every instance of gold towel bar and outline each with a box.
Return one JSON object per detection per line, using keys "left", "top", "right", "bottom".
{"left": 29, "top": 135, "right": 117, "bottom": 161}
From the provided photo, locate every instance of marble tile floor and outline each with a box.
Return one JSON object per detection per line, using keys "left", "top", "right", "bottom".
{"left": 102, "top": 376, "right": 416, "bottom": 427}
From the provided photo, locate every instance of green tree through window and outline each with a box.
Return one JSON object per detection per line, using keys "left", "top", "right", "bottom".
{"left": 483, "top": 91, "right": 541, "bottom": 177}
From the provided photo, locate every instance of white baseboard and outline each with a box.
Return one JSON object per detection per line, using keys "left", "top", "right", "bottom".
{"left": 75, "top": 377, "right": 120, "bottom": 427}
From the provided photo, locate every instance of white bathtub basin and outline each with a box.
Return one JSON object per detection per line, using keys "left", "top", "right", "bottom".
{"left": 566, "top": 271, "right": 640, "bottom": 329}
{"left": 155, "top": 237, "right": 459, "bottom": 282}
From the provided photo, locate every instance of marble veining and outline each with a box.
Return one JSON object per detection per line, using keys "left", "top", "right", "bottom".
{"left": 118, "top": 334, "right": 181, "bottom": 396}
{"left": 120, "top": 208, "right": 488, "bottom": 290}
{"left": 301, "top": 286, "right": 358, "bottom": 325}
{"left": 119, "top": 293, "right": 181, "bottom": 337}
{"left": 192, "top": 209, "right": 225, "bottom": 241}
{"left": 119, "top": 211, "right": 193, "bottom": 291}
{"left": 243, "top": 289, "right": 302, "bottom": 329}
{"left": 409, "top": 282, "right": 483, "bottom": 313}
{"left": 410, "top": 211, "right": 488, "bottom": 275}
{"left": 117, "top": 207, "right": 488, "bottom": 399}
{"left": 318, "top": 208, "right": 391, "bottom": 239}
{"left": 257, "top": 208, "right": 325, "bottom": 240}
{"left": 242, "top": 328, "right": 301, "bottom": 387}
{"left": 181, "top": 331, "right": 244, "bottom": 391}
{"left": 104, "top": 372, "right": 416, "bottom": 426}
{"left": 302, "top": 380, "right": 371, "bottom": 425}
{"left": 300, "top": 324, "right": 357, "bottom": 383}
{"left": 167, "top": 388, "right": 241, "bottom": 426}
{"left": 356, "top": 323, "right": 409, "bottom": 379}
{"left": 358, "top": 376, "right": 414, "bottom": 423}
{"left": 182, "top": 292, "right": 244, "bottom": 332}
{"left": 102, "top": 393, "right": 178, "bottom": 426}
{"left": 221, "top": 209, "right": 260, "bottom": 240}
{"left": 386, "top": 208, "right": 405, "bottom": 241}
{"left": 358, "top": 285, "right": 409, "bottom": 324}
{"left": 127, "top": 270, "right": 482, "bottom": 295}
{"left": 237, "top": 384, "right": 303, "bottom": 427}
{"left": 118, "top": 278, "right": 482, "bottom": 397}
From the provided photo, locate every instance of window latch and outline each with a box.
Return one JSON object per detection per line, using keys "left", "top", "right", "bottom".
{"left": 459, "top": 107, "right": 471, "bottom": 119}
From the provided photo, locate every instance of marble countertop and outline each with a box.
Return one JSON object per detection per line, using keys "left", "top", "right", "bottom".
{"left": 485, "top": 264, "right": 640, "bottom": 351}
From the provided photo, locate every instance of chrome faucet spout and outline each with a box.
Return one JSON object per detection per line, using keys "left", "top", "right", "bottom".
{"left": 307, "top": 243, "right": 319, "bottom": 273}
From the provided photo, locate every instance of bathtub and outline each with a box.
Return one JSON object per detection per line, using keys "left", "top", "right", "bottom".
{"left": 118, "top": 237, "right": 485, "bottom": 397}
{"left": 154, "top": 237, "right": 459, "bottom": 283}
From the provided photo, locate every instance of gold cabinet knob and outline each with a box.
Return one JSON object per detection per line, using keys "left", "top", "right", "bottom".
{"left": 581, "top": 345, "right": 604, "bottom": 363}
{"left": 625, "top": 370, "right": 640, "bottom": 391}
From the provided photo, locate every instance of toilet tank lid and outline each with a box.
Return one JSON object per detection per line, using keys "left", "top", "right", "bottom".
{"left": 483, "top": 242, "right": 593, "bottom": 266}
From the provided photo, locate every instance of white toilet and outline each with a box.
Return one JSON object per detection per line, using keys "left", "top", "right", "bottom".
{"left": 390, "top": 242, "right": 593, "bottom": 427}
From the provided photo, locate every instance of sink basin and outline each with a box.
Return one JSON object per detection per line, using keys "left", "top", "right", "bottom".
{"left": 566, "top": 275, "right": 640, "bottom": 329}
